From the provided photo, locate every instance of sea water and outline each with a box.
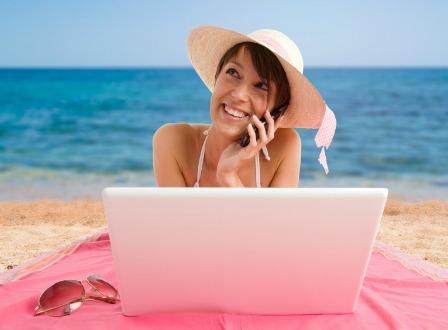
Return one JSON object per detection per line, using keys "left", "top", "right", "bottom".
{"left": 0, "top": 68, "right": 447, "bottom": 200}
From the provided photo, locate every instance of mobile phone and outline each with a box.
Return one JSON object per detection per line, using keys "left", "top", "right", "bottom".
{"left": 239, "top": 102, "right": 289, "bottom": 148}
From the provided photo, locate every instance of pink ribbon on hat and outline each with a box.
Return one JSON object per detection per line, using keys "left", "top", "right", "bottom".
{"left": 314, "top": 104, "right": 336, "bottom": 174}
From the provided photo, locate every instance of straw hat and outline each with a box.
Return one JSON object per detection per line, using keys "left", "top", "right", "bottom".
{"left": 187, "top": 25, "right": 336, "bottom": 174}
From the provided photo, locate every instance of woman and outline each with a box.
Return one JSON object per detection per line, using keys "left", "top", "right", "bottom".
{"left": 153, "top": 26, "right": 336, "bottom": 187}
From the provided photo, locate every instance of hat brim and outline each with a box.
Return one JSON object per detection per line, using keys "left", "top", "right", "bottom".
{"left": 187, "top": 26, "right": 326, "bottom": 129}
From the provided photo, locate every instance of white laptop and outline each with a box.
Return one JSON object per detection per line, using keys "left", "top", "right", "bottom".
{"left": 102, "top": 187, "right": 388, "bottom": 316}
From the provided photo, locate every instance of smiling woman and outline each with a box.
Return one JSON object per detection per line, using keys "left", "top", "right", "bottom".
{"left": 152, "top": 25, "right": 336, "bottom": 188}
{"left": 212, "top": 42, "right": 290, "bottom": 148}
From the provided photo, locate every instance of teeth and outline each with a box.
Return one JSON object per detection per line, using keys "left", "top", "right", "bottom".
{"left": 224, "top": 105, "right": 247, "bottom": 118}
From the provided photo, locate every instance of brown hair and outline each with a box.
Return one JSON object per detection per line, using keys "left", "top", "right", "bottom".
{"left": 215, "top": 42, "right": 290, "bottom": 110}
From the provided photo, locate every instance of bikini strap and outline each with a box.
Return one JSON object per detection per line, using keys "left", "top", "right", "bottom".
{"left": 194, "top": 129, "right": 209, "bottom": 187}
{"left": 255, "top": 152, "right": 261, "bottom": 188}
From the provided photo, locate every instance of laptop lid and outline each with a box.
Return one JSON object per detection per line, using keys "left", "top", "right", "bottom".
{"left": 102, "top": 187, "right": 388, "bottom": 315}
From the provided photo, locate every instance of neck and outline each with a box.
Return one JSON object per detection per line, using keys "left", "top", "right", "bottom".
{"left": 202, "top": 125, "right": 238, "bottom": 171}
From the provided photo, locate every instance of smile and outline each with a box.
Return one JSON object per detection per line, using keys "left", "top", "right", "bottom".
{"left": 223, "top": 105, "right": 249, "bottom": 119}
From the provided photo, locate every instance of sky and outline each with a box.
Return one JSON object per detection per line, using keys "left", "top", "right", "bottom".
{"left": 0, "top": 0, "right": 447, "bottom": 67}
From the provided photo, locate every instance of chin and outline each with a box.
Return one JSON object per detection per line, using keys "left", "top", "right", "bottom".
{"left": 214, "top": 103, "right": 248, "bottom": 135}
{"left": 213, "top": 122, "right": 244, "bottom": 142}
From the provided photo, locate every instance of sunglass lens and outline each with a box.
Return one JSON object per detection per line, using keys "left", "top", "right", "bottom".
{"left": 87, "top": 275, "right": 118, "bottom": 298}
{"left": 39, "top": 280, "right": 84, "bottom": 316}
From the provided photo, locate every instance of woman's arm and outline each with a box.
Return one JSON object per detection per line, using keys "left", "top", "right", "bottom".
{"left": 152, "top": 124, "right": 188, "bottom": 187}
{"left": 269, "top": 129, "right": 301, "bottom": 187}
{"left": 216, "top": 172, "right": 245, "bottom": 187}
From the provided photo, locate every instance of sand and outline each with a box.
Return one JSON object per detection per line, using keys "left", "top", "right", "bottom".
{"left": 1, "top": 198, "right": 447, "bottom": 271}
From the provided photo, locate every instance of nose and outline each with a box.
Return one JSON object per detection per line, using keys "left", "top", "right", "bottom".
{"left": 231, "top": 82, "right": 250, "bottom": 103}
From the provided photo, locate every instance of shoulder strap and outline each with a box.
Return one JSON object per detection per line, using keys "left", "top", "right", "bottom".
{"left": 255, "top": 152, "right": 261, "bottom": 188}
{"left": 194, "top": 130, "right": 209, "bottom": 187}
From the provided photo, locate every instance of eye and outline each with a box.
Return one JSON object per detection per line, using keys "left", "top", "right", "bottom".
{"left": 255, "top": 81, "right": 268, "bottom": 91}
{"left": 226, "top": 68, "right": 239, "bottom": 78}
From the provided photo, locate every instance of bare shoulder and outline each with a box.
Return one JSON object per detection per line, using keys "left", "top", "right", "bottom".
{"left": 153, "top": 123, "right": 205, "bottom": 150}
{"left": 153, "top": 122, "right": 209, "bottom": 165}
{"left": 154, "top": 122, "right": 209, "bottom": 138}
{"left": 276, "top": 127, "right": 301, "bottom": 143}
{"left": 269, "top": 128, "right": 301, "bottom": 158}
{"left": 152, "top": 123, "right": 207, "bottom": 186}
{"left": 153, "top": 123, "right": 193, "bottom": 144}
{"left": 265, "top": 128, "right": 301, "bottom": 187}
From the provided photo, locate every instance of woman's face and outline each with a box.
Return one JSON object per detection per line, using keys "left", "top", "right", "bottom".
{"left": 210, "top": 46, "right": 278, "bottom": 139}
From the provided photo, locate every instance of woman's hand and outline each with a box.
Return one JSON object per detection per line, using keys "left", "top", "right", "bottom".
{"left": 216, "top": 110, "right": 278, "bottom": 186}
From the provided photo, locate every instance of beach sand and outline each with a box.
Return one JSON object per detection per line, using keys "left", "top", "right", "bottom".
{"left": 1, "top": 198, "right": 447, "bottom": 271}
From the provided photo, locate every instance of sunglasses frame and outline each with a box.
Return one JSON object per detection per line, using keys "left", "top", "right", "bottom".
{"left": 34, "top": 275, "right": 120, "bottom": 316}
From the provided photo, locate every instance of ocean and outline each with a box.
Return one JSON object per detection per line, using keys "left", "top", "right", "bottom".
{"left": 0, "top": 68, "right": 447, "bottom": 200}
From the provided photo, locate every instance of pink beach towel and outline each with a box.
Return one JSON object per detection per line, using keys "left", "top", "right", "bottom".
{"left": 1, "top": 232, "right": 448, "bottom": 329}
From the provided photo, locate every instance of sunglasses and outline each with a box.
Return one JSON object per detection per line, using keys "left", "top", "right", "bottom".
{"left": 34, "top": 274, "right": 120, "bottom": 317}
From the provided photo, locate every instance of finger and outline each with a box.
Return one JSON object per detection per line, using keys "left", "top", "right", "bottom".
{"left": 251, "top": 114, "right": 268, "bottom": 144}
{"left": 247, "top": 123, "right": 258, "bottom": 147}
{"left": 264, "top": 111, "right": 275, "bottom": 141}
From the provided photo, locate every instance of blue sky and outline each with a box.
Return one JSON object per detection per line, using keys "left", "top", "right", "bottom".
{"left": 1, "top": 0, "right": 447, "bottom": 67}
